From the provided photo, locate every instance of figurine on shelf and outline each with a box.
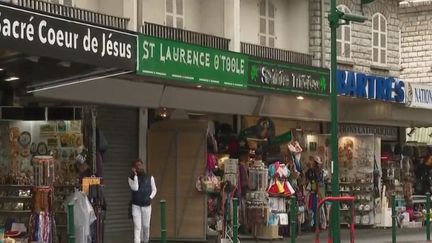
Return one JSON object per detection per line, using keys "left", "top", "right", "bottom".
{"left": 267, "top": 161, "right": 295, "bottom": 197}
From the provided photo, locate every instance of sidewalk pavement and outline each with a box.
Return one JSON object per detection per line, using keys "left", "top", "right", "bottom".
{"left": 238, "top": 228, "right": 431, "bottom": 243}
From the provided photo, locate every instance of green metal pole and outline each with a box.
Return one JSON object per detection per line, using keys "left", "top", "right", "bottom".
{"left": 67, "top": 203, "right": 75, "bottom": 243}
{"left": 160, "top": 200, "right": 167, "bottom": 243}
{"left": 290, "top": 196, "right": 297, "bottom": 243}
{"left": 392, "top": 194, "right": 396, "bottom": 243}
{"left": 233, "top": 198, "right": 239, "bottom": 243}
{"left": 329, "top": 0, "right": 341, "bottom": 242}
{"left": 426, "top": 193, "right": 431, "bottom": 241}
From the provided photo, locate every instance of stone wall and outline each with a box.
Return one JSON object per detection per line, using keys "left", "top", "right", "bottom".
{"left": 309, "top": 0, "right": 401, "bottom": 78}
{"left": 399, "top": 2, "right": 432, "bottom": 84}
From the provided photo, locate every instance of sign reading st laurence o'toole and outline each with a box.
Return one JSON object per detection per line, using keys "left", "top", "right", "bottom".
{"left": 0, "top": 4, "right": 136, "bottom": 70}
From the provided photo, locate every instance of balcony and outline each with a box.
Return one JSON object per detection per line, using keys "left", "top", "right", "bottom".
{"left": 11, "top": 0, "right": 129, "bottom": 29}
{"left": 241, "top": 42, "right": 313, "bottom": 66}
{"left": 141, "top": 22, "right": 230, "bottom": 50}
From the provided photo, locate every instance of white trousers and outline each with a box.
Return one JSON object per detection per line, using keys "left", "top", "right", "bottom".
{"left": 132, "top": 204, "right": 152, "bottom": 243}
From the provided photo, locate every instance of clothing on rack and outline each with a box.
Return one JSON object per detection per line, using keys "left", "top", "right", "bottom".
{"left": 88, "top": 184, "right": 106, "bottom": 243}
{"left": 64, "top": 190, "right": 96, "bottom": 243}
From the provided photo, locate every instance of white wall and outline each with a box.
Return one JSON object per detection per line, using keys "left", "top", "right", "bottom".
{"left": 98, "top": 0, "right": 124, "bottom": 18}
{"left": 185, "top": 0, "right": 201, "bottom": 31}
{"left": 283, "top": 0, "right": 309, "bottom": 53}
{"left": 142, "top": 0, "right": 165, "bottom": 25}
{"left": 73, "top": 0, "right": 123, "bottom": 17}
{"left": 240, "top": 0, "right": 260, "bottom": 46}
{"left": 200, "top": 0, "right": 224, "bottom": 36}
{"left": 73, "top": 0, "right": 99, "bottom": 12}
{"left": 240, "top": 0, "right": 309, "bottom": 53}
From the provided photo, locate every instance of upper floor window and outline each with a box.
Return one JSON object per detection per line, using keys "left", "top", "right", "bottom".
{"left": 259, "top": 0, "right": 275, "bottom": 47}
{"left": 166, "top": 0, "right": 184, "bottom": 29}
{"left": 372, "top": 13, "right": 387, "bottom": 64}
{"left": 336, "top": 5, "right": 351, "bottom": 59}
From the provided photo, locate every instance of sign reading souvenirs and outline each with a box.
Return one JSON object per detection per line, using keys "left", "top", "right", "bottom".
{"left": 137, "top": 35, "right": 248, "bottom": 88}
{"left": 406, "top": 83, "right": 432, "bottom": 110}
{"left": 248, "top": 59, "right": 330, "bottom": 96}
{"left": 0, "top": 4, "right": 136, "bottom": 69}
{"left": 337, "top": 70, "right": 405, "bottom": 103}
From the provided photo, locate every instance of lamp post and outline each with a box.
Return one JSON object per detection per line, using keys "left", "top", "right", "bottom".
{"left": 328, "top": 1, "right": 370, "bottom": 243}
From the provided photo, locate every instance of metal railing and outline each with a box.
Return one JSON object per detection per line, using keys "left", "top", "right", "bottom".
{"left": 11, "top": 0, "right": 130, "bottom": 29}
{"left": 241, "top": 42, "right": 313, "bottom": 66}
{"left": 141, "top": 22, "right": 230, "bottom": 50}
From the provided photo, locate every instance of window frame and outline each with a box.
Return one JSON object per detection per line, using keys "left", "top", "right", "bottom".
{"left": 336, "top": 5, "right": 352, "bottom": 59}
{"left": 258, "top": 0, "right": 276, "bottom": 48}
{"left": 372, "top": 13, "right": 387, "bottom": 65}
{"left": 165, "top": 0, "right": 184, "bottom": 29}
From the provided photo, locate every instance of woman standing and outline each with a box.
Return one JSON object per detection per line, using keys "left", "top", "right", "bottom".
{"left": 128, "top": 159, "right": 157, "bottom": 243}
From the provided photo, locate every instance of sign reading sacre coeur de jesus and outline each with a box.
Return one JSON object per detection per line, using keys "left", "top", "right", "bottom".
{"left": 0, "top": 3, "right": 136, "bottom": 69}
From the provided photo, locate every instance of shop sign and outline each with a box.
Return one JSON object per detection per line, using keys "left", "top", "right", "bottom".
{"left": 339, "top": 124, "right": 398, "bottom": 141}
{"left": 337, "top": 70, "right": 405, "bottom": 103}
{"left": 406, "top": 83, "right": 432, "bottom": 109}
{"left": 137, "top": 35, "right": 248, "bottom": 88}
{"left": 248, "top": 59, "right": 330, "bottom": 96}
{"left": 0, "top": 4, "right": 136, "bottom": 69}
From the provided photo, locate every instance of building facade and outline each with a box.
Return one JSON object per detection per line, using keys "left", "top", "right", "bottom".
{"left": 310, "top": 0, "right": 402, "bottom": 77}
{"left": 399, "top": 0, "right": 432, "bottom": 85}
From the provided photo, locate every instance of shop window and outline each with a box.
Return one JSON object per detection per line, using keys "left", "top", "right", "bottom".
{"left": 166, "top": 0, "right": 184, "bottom": 29}
{"left": 259, "top": 0, "right": 276, "bottom": 48}
{"left": 372, "top": 13, "right": 387, "bottom": 64}
{"left": 336, "top": 5, "right": 351, "bottom": 59}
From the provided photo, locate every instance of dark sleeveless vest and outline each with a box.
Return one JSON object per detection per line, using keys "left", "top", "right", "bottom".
{"left": 130, "top": 174, "right": 152, "bottom": 207}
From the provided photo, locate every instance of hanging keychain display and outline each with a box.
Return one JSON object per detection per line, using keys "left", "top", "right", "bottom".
{"left": 82, "top": 107, "right": 102, "bottom": 194}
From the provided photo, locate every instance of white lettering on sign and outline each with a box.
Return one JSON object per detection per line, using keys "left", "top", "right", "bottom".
{"left": 158, "top": 43, "right": 211, "bottom": 68}
{"left": 0, "top": 11, "right": 133, "bottom": 60}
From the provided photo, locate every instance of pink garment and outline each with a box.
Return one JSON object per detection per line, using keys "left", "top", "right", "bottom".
{"left": 207, "top": 153, "right": 217, "bottom": 172}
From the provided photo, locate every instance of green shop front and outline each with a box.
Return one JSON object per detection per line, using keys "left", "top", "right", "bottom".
{"left": 136, "top": 35, "right": 332, "bottom": 241}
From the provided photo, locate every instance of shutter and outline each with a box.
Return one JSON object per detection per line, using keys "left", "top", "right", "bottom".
{"left": 148, "top": 120, "right": 207, "bottom": 241}
{"left": 97, "top": 106, "right": 138, "bottom": 240}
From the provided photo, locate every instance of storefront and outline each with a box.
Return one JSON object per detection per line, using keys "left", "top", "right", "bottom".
{"left": 0, "top": 2, "right": 138, "bottom": 243}
{"left": 336, "top": 70, "right": 432, "bottom": 228}
{"left": 133, "top": 33, "right": 336, "bottom": 241}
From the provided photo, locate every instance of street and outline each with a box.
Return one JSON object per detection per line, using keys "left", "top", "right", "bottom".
{"left": 238, "top": 228, "right": 430, "bottom": 243}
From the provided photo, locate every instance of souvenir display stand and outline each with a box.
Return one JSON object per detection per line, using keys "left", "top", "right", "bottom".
{"left": 246, "top": 160, "right": 271, "bottom": 239}
{"left": 310, "top": 134, "right": 381, "bottom": 227}
{"left": 29, "top": 156, "right": 55, "bottom": 243}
